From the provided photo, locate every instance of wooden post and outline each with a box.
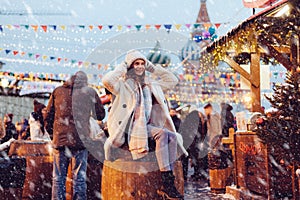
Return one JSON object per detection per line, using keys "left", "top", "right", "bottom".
{"left": 250, "top": 53, "right": 261, "bottom": 112}
{"left": 291, "top": 34, "right": 300, "bottom": 68}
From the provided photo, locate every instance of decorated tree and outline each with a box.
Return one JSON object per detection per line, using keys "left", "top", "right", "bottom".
{"left": 257, "top": 68, "right": 300, "bottom": 164}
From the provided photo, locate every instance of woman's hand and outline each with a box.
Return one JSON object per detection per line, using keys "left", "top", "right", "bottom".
{"left": 146, "top": 61, "right": 155, "bottom": 73}
{"left": 121, "top": 61, "right": 128, "bottom": 69}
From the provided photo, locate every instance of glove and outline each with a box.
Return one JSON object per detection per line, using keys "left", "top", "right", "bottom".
{"left": 146, "top": 61, "right": 155, "bottom": 73}
{"left": 120, "top": 61, "right": 128, "bottom": 69}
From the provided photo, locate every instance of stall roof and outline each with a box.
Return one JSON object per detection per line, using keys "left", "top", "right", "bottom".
{"left": 206, "top": 0, "right": 289, "bottom": 53}
{"left": 201, "top": 0, "right": 300, "bottom": 71}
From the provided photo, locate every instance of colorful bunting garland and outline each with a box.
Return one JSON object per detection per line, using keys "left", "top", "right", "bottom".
{"left": 0, "top": 71, "right": 102, "bottom": 83}
{"left": 0, "top": 22, "right": 225, "bottom": 33}
{"left": 0, "top": 47, "right": 107, "bottom": 69}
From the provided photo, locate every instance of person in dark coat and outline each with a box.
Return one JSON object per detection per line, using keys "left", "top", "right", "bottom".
{"left": 0, "top": 113, "right": 17, "bottom": 156}
{"left": 170, "top": 107, "right": 181, "bottom": 132}
{"left": 189, "top": 111, "right": 209, "bottom": 181}
{"left": 179, "top": 108, "right": 209, "bottom": 181}
{"left": 44, "top": 71, "right": 105, "bottom": 200}
{"left": 1, "top": 113, "right": 17, "bottom": 141}
{"left": 220, "top": 103, "right": 234, "bottom": 137}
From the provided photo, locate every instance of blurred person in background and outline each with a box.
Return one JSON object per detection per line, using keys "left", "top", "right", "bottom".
{"left": 44, "top": 71, "right": 105, "bottom": 200}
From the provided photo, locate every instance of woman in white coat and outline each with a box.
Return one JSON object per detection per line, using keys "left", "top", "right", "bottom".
{"left": 29, "top": 100, "right": 50, "bottom": 141}
{"left": 103, "top": 50, "right": 187, "bottom": 199}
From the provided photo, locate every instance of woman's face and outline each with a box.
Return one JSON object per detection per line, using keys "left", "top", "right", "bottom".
{"left": 132, "top": 59, "right": 145, "bottom": 76}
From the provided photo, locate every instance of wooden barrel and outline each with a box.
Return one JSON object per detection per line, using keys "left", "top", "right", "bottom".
{"left": 101, "top": 160, "right": 184, "bottom": 200}
{"left": 209, "top": 167, "right": 232, "bottom": 194}
{"left": 8, "top": 140, "right": 53, "bottom": 200}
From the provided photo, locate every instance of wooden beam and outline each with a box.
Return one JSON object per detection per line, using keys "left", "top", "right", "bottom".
{"left": 223, "top": 55, "right": 259, "bottom": 88}
{"left": 258, "top": 35, "right": 295, "bottom": 70}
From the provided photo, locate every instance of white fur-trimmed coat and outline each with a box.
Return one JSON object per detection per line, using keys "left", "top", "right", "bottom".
{"left": 102, "top": 63, "right": 188, "bottom": 160}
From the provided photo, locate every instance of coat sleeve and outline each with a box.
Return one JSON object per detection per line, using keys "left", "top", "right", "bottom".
{"left": 44, "top": 93, "right": 55, "bottom": 136}
{"left": 102, "top": 62, "right": 127, "bottom": 95}
{"left": 151, "top": 64, "right": 178, "bottom": 90}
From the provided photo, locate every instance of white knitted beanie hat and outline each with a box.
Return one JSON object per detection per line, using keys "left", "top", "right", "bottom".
{"left": 125, "top": 50, "right": 147, "bottom": 68}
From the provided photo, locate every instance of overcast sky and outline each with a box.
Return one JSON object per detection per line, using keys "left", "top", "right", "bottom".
{"left": 0, "top": 0, "right": 261, "bottom": 77}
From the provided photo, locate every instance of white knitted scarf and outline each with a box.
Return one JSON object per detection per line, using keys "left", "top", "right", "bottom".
{"left": 129, "top": 83, "right": 152, "bottom": 160}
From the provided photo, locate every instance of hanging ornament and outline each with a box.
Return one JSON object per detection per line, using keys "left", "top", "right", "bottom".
{"left": 202, "top": 31, "right": 211, "bottom": 40}
{"left": 211, "top": 35, "right": 218, "bottom": 41}
{"left": 193, "top": 35, "right": 203, "bottom": 43}
{"left": 208, "top": 26, "right": 216, "bottom": 35}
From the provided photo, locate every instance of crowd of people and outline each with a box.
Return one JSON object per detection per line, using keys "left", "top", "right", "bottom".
{"left": 169, "top": 101, "right": 236, "bottom": 183}
{"left": 0, "top": 99, "right": 53, "bottom": 156}
{"left": 0, "top": 49, "right": 237, "bottom": 200}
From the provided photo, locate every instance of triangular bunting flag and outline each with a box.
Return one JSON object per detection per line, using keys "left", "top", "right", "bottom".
{"left": 0, "top": 25, "right": 3, "bottom": 32}
{"left": 5, "top": 50, "right": 11, "bottom": 54}
{"left": 24, "top": 25, "right": 29, "bottom": 30}
{"left": 71, "top": 60, "right": 76, "bottom": 64}
{"left": 64, "top": 58, "right": 68, "bottom": 62}
{"left": 6, "top": 25, "right": 12, "bottom": 29}
{"left": 98, "top": 64, "right": 102, "bottom": 69}
{"left": 78, "top": 61, "right": 83, "bottom": 66}
{"left": 42, "top": 55, "right": 48, "bottom": 60}
{"left": 28, "top": 53, "right": 33, "bottom": 57}
{"left": 135, "top": 25, "right": 142, "bottom": 31}
{"left": 13, "top": 51, "right": 18, "bottom": 55}
{"left": 20, "top": 52, "right": 26, "bottom": 56}
{"left": 174, "top": 24, "right": 181, "bottom": 30}
{"left": 203, "top": 23, "right": 211, "bottom": 30}
{"left": 185, "top": 24, "right": 191, "bottom": 29}
{"left": 41, "top": 25, "right": 47, "bottom": 32}
{"left": 49, "top": 25, "right": 57, "bottom": 31}
{"left": 193, "top": 23, "right": 200, "bottom": 29}
{"left": 50, "top": 56, "right": 56, "bottom": 60}
{"left": 89, "top": 25, "right": 93, "bottom": 30}
{"left": 57, "top": 57, "right": 62, "bottom": 62}
{"left": 164, "top": 24, "right": 172, "bottom": 31}
{"left": 108, "top": 25, "right": 113, "bottom": 30}
{"left": 145, "top": 24, "right": 151, "bottom": 30}
{"left": 98, "top": 25, "right": 103, "bottom": 30}
{"left": 78, "top": 25, "right": 85, "bottom": 29}
{"left": 215, "top": 23, "right": 221, "bottom": 29}
{"left": 31, "top": 25, "right": 38, "bottom": 32}
{"left": 117, "top": 25, "right": 122, "bottom": 31}
{"left": 35, "top": 54, "right": 40, "bottom": 59}
{"left": 60, "top": 25, "right": 66, "bottom": 30}
{"left": 14, "top": 25, "right": 20, "bottom": 29}
{"left": 154, "top": 25, "right": 161, "bottom": 30}
{"left": 84, "top": 61, "right": 90, "bottom": 68}
{"left": 126, "top": 25, "right": 132, "bottom": 29}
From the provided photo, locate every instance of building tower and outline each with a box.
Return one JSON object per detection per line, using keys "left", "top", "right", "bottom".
{"left": 177, "top": 0, "right": 213, "bottom": 104}
{"left": 181, "top": 0, "right": 212, "bottom": 74}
